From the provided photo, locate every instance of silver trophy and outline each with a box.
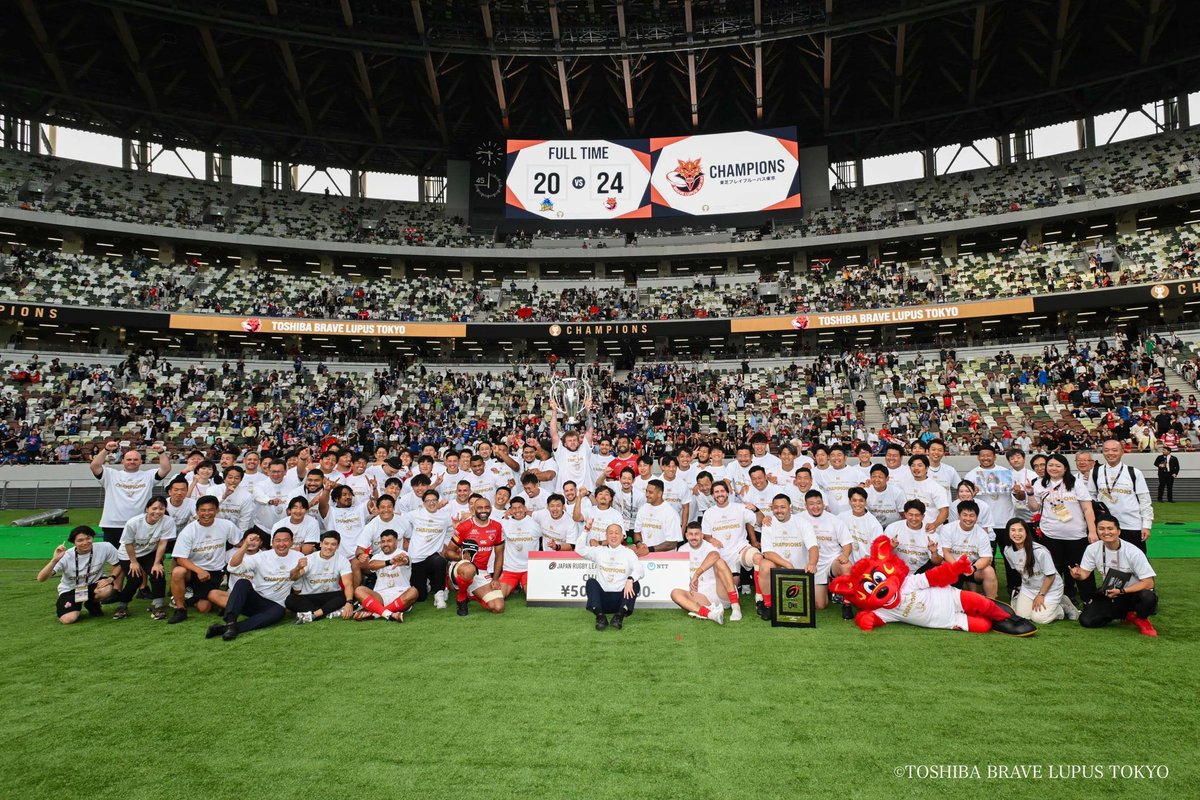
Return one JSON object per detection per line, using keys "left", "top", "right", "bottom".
{"left": 549, "top": 377, "right": 593, "bottom": 427}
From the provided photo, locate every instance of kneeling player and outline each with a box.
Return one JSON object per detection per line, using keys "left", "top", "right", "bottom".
{"left": 442, "top": 497, "right": 506, "bottom": 616}
{"left": 671, "top": 521, "right": 734, "bottom": 624}
{"left": 353, "top": 530, "right": 417, "bottom": 622}
{"left": 800, "top": 491, "right": 853, "bottom": 611}
{"left": 758, "top": 494, "right": 820, "bottom": 619}
{"left": 938, "top": 500, "right": 997, "bottom": 599}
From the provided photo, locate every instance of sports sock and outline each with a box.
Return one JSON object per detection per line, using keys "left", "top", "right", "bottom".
{"left": 359, "top": 595, "right": 385, "bottom": 616}
{"left": 727, "top": 591, "right": 738, "bottom": 604}
{"left": 384, "top": 597, "right": 407, "bottom": 613}
{"left": 456, "top": 576, "right": 471, "bottom": 603}
{"left": 752, "top": 569, "right": 762, "bottom": 601}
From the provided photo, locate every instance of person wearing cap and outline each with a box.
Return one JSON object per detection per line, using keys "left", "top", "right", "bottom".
{"left": 37, "top": 526, "right": 120, "bottom": 624}
{"left": 1070, "top": 514, "right": 1159, "bottom": 636}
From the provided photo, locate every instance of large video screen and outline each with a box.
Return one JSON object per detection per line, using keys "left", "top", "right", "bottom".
{"left": 504, "top": 127, "right": 800, "bottom": 220}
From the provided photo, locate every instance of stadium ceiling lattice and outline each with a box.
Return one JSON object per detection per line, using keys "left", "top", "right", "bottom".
{"left": 3, "top": 0, "right": 1199, "bottom": 174}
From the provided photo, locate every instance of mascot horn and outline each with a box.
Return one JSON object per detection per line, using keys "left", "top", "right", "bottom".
{"left": 829, "top": 536, "right": 1037, "bottom": 635}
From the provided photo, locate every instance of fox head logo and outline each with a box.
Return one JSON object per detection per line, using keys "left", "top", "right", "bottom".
{"left": 667, "top": 158, "right": 704, "bottom": 196}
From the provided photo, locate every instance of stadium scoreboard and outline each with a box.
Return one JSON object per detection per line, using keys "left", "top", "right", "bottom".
{"left": 505, "top": 128, "right": 801, "bottom": 221}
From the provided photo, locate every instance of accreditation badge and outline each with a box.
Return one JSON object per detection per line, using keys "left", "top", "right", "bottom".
{"left": 1052, "top": 504, "right": 1072, "bottom": 522}
{"left": 74, "top": 585, "right": 89, "bottom": 603}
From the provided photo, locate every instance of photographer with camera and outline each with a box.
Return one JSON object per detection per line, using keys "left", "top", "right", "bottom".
{"left": 1070, "top": 514, "right": 1158, "bottom": 636}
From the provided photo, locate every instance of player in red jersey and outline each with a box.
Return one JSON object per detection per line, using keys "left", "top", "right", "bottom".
{"left": 443, "top": 495, "right": 506, "bottom": 616}
{"left": 605, "top": 435, "right": 638, "bottom": 483}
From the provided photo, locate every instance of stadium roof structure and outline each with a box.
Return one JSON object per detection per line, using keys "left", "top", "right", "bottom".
{"left": 4, "top": 0, "right": 1200, "bottom": 174}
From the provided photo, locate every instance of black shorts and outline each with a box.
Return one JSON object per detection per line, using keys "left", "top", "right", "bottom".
{"left": 185, "top": 569, "right": 226, "bottom": 604}
{"left": 953, "top": 570, "right": 984, "bottom": 589}
{"left": 56, "top": 586, "right": 102, "bottom": 618}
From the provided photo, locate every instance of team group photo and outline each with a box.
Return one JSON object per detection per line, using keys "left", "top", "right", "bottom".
{"left": 2, "top": 2, "right": 1198, "bottom": 798}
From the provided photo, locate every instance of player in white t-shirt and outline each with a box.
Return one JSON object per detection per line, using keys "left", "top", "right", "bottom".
{"left": 800, "top": 491, "right": 853, "bottom": 610}
{"left": 838, "top": 487, "right": 885, "bottom": 563}
{"left": 758, "top": 494, "right": 819, "bottom": 620}
{"left": 700, "top": 480, "right": 763, "bottom": 620}
{"left": 91, "top": 440, "right": 172, "bottom": 547}
{"left": 38, "top": 526, "right": 120, "bottom": 623}
{"left": 207, "top": 528, "right": 305, "bottom": 640}
{"left": 534, "top": 493, "right": 578, "bottom": 551}
{"left": 549, "top": 399, "right": 595, "bottom": 494}
{"left": 574, "top": 485, "right": 625, "bottom": 547}
{"left": 671, "top": 521, "right": 734, "bottom": 624}
{"left": 904, "top": 455, "right": 951, "bottom": 531}
{"left": 290, "top": 530, "right": 355, "bottom": 623}
{"left": 354, "top": 529, "right": 417, "bottom": 621}
{"left": 938, "top": 500, "right": 997, "bottom": 599}
{"left": 818, "top": 446, "right": 869, "bottom": 515}
{"left": 497, "top": 498, "right": 542, "bottom": 596}
{"left": 633, "top": 480, "right": 683, "bottom": 553}
{"left": 272, "top": 497, "right": 321, "bottom": 554}
{"left": 883, "top": 500, "right": 943, "bottom": 575}
{"left": 168, "top": 496, "right": 240, "bottom": 624}
{"left": 1070, "top": 514, "right": 1158, "bottom": 636}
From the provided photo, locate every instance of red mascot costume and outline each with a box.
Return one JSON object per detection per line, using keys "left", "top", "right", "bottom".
{"left": 828, "top": 536, "right": 1037, "bottom": 636}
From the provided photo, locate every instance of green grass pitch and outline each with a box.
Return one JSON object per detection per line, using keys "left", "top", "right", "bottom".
{"left": 1, "top": 513, "right": 1197, "bottom": 799}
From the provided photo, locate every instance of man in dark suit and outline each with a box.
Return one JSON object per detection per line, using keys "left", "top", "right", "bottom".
{"left": 1154, "top": 446, "right": 1179, "bottom": 502}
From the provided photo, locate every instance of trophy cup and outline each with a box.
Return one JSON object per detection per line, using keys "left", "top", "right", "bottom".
{"left": 549, "top": 377, "right": 593, "bottom": 428}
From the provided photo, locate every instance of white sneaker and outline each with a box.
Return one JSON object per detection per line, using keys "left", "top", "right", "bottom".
{"left": 433, "top": 590, "right": 448, "bottom": 609}
{"left": 327, "top": 609, "right": 344, "bottom": 620}
{"left": 688, "top": 609, "right": 723, "bottom": 625}
{"left": 1060, "top": 598, "right": 1081, "bottom": 620}
{"left": 294, "top": 611, "right": 314, "bottom": 625}
{"left": 729, "top": 603, "right": 743, "bottom": 621}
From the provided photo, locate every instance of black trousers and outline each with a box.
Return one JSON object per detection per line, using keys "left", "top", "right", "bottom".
{"left": 223, "top": 581, "right": 285, "bottom": 632}
{"left": 993, "top": 528, "right": 1021, "bottom": 596}
{"left": 285, "top": 591, "right": 347, "bottom": 616}
{"left": 584, "top": 578, "right": 639, "bottom": 616}
{"left": 409, "top": 554, "right": 449, "bottom": 601}
{"left": 115, "top": 554, "right": 166, "bottom": 603}
{"left": 101, "top": 526, "right": 124, "bottom": 547}
{"left": 1157, "top": 474, "right": 1174, "bottom": 502}
{"left": 1119, "top": 528, "right": 1148, "bottom": 554}
{"left": 1079, "top": 590, "right": 1158, "bottom": 626}
{"left": 1041, "top": 536, "right": 1092, "bottom": 603}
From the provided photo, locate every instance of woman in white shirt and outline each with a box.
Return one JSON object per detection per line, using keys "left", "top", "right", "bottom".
{"left": 112, "top": 496, "right": 174, "bottom": 620}
{"left": 1003, "top": 519, "right": 1065, "bottom": 624}
{"left": 1027, "top": 454, "right": 1095, "bottom": 618}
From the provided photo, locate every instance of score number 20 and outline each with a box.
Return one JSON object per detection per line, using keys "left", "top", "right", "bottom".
{"left": 532, "top": 170, "right": 624, "bottom": 195}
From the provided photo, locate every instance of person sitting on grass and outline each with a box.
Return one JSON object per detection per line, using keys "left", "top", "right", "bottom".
{"left": 1070, "top": 514, "right": 1159, "bottom": 636}
{"left": 575, "top": 523, "right": 645, "bottom": 631}
{"left": 112, "top": 496, "right": 173, "bottom": 620}
{"left": 671, "top": 521, "right": 732, "bottom": 625}
{"left": 1003, "top": 519, "right": 1065, "bottom": 625}
{"left": 37, "top": 526, "right": 119, "bottom": 625}
{"left": 207, "top": 528, "right": 264, "bottom": 612}
{"left": 206, "top": 529, "right": 305, "bottom": 641}
{"left": 353, "top": 530, "right": 417, "bottom": 622}
{"left": 290, "top": 531, "right": 355, "bottom": 624}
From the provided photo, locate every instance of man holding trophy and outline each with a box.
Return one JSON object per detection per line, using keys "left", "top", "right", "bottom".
{"left": 549, "top": 375, "right": 597, "bottom": 497}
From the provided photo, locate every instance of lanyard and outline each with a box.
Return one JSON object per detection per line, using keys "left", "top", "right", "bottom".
{"left": 1102, "top": 544, "right": 1122, "bottom": 574}
{"left": 1102, "top": 464, "right": 1124, "bottom": 497}
{"left": 74, "top": 550, "right": 94, "bottom": 587}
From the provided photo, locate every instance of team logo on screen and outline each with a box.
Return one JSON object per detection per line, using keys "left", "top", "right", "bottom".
{"left": 791, "top": 315, "right": 810, "bottom": 330}
{"left": 605, "top": 197, "right": 617, "bottom": 210}
{"left": 539, "top": 198, "right": 555, "bottom": 212}
{"left": 666, "top": 158, "right": 704, "bottom": 196}
{"left": 241, "top": 318, "right": 262, "bottom": 333}
{"left": 549, "top": 325, "right": 562, "bottom": 337}
{"left": 1151, "top": 284, "right": 1170, "bottom": 299}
